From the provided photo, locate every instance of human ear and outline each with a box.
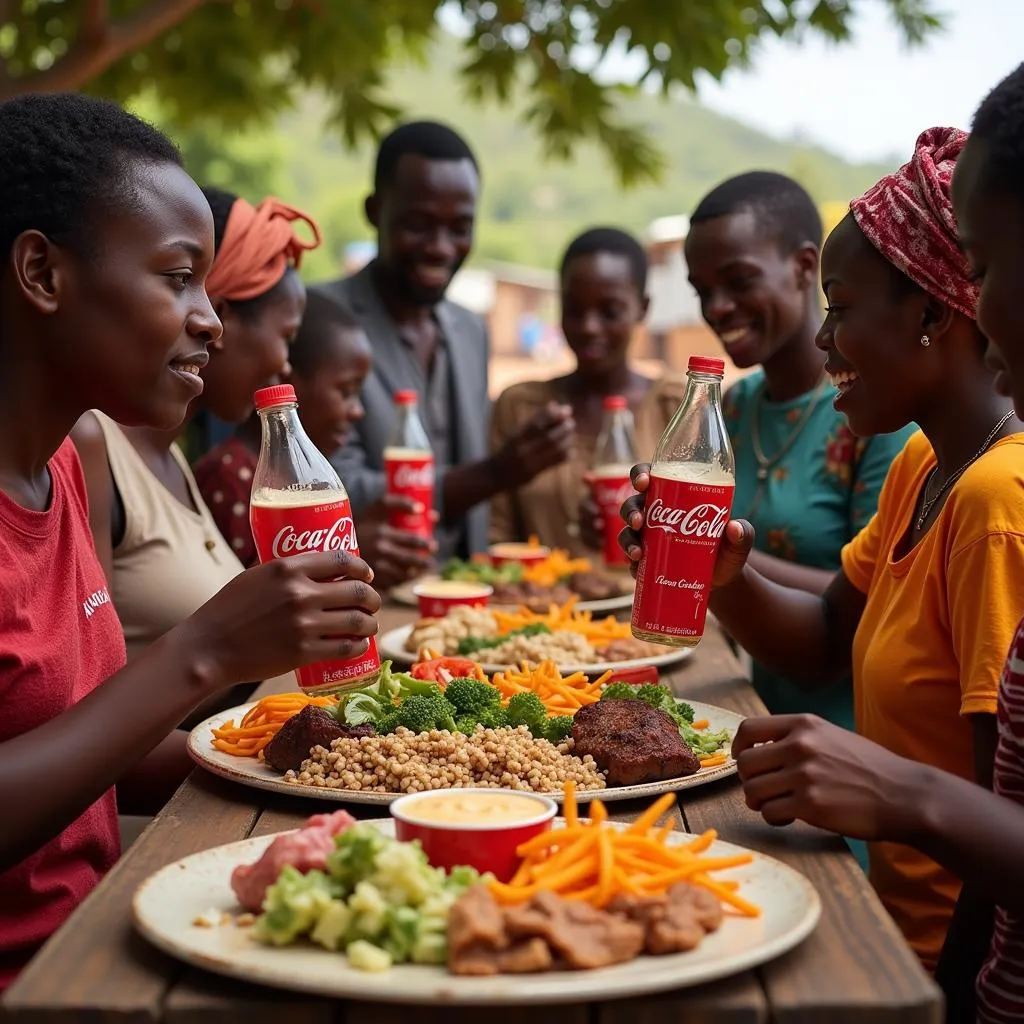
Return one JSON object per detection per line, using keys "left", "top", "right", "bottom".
{"left": 11, "top": 230, "right": 64, "bottom": 315}
{"left": 793, "top": 243, "right": 820, "bottom": 291}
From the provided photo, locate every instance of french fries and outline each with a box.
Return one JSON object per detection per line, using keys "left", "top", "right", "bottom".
{"left": 491, "top": 660, "right": 612, "bottom": 716}
{"left": 493, "top": 596, "right": 633, "bottom": 644}
{"left": 210, "top": 692, "right": 338, "bottom": 759}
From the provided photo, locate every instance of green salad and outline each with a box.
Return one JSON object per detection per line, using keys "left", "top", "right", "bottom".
{"left": 255, "top": 824, "right": 487, "bottom": 971}
{"left": 440, "top": 557, "right": 524, "bottom": 585}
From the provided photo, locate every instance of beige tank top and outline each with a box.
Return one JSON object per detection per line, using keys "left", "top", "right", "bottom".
{"left": 91, "top": 411, "right": 244, "bottom": 662}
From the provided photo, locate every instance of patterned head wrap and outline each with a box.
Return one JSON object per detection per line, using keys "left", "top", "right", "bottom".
{"left": 850, "top": 126, "right": 977, "bottom": 319}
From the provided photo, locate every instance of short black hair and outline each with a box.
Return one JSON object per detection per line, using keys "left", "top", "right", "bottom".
{"left": 374, "top": 120, "right": 479, "bottom": 191}
{"left": 560, "top": 227, "right": 648, "bottom": 294}
{"left": 200, "top": 184, "right": 296, "bottom": 316}
{"left": 0, "top": 92, "right": 181, "bottom": 260}
{"left": 970, "top": 62, "right": 1024, "bottom": 196}
{"left": 291, "top": 289, "right": 364, "bottom": 377}
{"left": 690, "top": 171, "right": 823, "bottom": 253}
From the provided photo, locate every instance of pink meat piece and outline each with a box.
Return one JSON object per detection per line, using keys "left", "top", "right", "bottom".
{"left": 231, "top": 809, "right": 356, "bottom": 912}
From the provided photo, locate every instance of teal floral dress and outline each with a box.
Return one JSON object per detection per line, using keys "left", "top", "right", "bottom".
{"left": 723, "top": 370, "right": 916, "bottom": 731}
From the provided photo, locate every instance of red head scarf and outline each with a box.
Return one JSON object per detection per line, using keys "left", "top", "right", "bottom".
{"left": 849, "top": 126, "right": 978, "bottom": 320}
{"left": 204, "top": 197, "right": 321, "bottom": 303}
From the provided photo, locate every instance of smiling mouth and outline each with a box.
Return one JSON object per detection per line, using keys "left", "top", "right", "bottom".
{"left": 718, "top": 326, "right": 752, "bottom": 346}
{"left": 172, "top": 362, "right": 203, "bottom": 376}
{"left": 828, "top": 369, "right": 860, "bottom": 392}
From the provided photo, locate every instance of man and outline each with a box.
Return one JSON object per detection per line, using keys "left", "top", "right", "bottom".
{"left": 319, "top": 121, "right": 573, "bottom": 570}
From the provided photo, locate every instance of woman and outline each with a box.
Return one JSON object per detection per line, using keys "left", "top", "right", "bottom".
{"left": 490, "top": 227, "right": 683, "bottom": 556}
{"left": 193, "top": 288, "right": 437, "bottom": 589}
{"left": 620, "top": 127, "right": 1024, "bottom": 973}
{"left": 72, "top": 187, "right": 315, "bottom": 662}
{"left": 0, "top": 93, "right": 378, "bottom": 988}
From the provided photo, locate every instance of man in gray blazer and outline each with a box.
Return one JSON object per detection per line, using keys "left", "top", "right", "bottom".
{"left": 318, "top": 122, "right": 574, "bottom": 585}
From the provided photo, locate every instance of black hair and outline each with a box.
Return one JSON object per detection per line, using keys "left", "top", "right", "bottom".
{"left": 0, "top": 92, "right": 181, "bottom": 260}
{"left": 201, "top": 184, "right": 296, "bottom": 318}
{"left": 373, "top": 120, "right": 479, "bottom": 191}
{"left": 560, "top": 227, "right": 648, "bottom": 295}
{"left": 690, "top": 171, "right": 823, "bottom": 253}
{"left": 290, "top": 289, "right": 365, "bottom": 377}
{"left": 970, "top": 62, "right": 1024, "bottom": 196}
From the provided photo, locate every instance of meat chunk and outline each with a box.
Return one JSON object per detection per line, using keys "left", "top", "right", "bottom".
{"left": 230, "top": 809, "right": 356, "bottom": 912}
{"left": 448, "top": 887, "right": 554, "bottom": 975}
{"left": 567, "top": 571, "right": 624, "bottom": 602}
{"left": 262, "top": 705, "right": 373, "bottom": 773}
{"left": 504, "top": 890, "right": 645, "bottom": 969}
{"left": 597, "top": 637, "right": 659, "bottom": 662}
{"left": 572, "top": 700, "right": 701, "bottom": 786}
{"left": 609, "top": 883, "right": 723, "bottom": 954}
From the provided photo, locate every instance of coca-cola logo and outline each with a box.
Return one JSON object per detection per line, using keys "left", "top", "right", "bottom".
{"left": 647, "top": 498, "right": 728, "bottom": 539}
{"left": 393, "top": 462, "right": 435, "bottom": 490}
{"left": 271, "top": 517, "right": 357, "bottom": 558}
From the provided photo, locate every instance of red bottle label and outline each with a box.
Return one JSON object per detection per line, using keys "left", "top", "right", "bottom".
{"left": 250, "top": 497, "right": 380, "bottom": 690}
{"left": 589, "top": 472, "right": 635, "bottom": 567}
{"left": 384, "top": 453, "right": 435, "bottom": 538}
{"left": 631, "top": 475, "right": 734, "bottom": 642}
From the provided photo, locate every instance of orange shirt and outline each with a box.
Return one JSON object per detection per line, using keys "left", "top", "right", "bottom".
{"left": 842, "top": 430, "right": 1024, "bottom": 968}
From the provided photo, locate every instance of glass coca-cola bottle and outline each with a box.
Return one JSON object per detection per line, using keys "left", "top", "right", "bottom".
{"left": 589, "top": 395, "right": 638, "bottom": 568}
{"left": 249, "top": 384, "right": 380, "bottom": 692}
{"left": 383, "top": 390, "right": 435, "bottom": 539}
{"left": 631, "top": 356, "right": 735, "bottom": 648}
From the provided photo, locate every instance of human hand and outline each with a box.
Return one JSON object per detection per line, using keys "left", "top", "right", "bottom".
{"left": 577, "top": 490, "right": 603, "bottom": 551}
{"left": 617, "top": 462, "right": 754, "bottom": 586}
{"left": 181, "top": 550, "right": 381, "bottom": 689}
{"left": 495, "top": 402, "right": 575, "bottom": 488}
{"left": 732, "top": 714, "right": 925, "bottom": 843}
{"left": 359, "top": 493, "right": 438, "bottom": 591}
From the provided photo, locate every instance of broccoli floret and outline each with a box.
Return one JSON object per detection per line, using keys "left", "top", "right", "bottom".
{"left": 505, "top": 691, "right": 548, "bottom": 734}
{"left": 600, "top": 682, "right": 642, "bottom": 702}
{"left": 543, "top": 715, "right": 574, "bottom": 743}
{"left": 443, "top": 677, "right": 503, "bottom": 717}
{"left": 395, "top": 693, "right": 458, "bottom": 734}
{"left": 634, "top": 683, "right": 677, "bottom": 714}
{"left": 477, "top": 705, "right": 510, "bottom": 730}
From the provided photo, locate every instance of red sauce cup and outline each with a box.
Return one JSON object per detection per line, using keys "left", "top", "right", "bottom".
{"left": 390, "top": 790, "right": 557, "bottom": 882}
{"left": 412, "top": 582, "right": 493, "bottom": 620}
{"left": 488, "top": 542, "right": 551, "bottom": 568}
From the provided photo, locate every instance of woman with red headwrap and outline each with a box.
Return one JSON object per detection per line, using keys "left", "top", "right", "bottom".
{"left": 619, "top": 128, "right": 1024, "bottom": 978}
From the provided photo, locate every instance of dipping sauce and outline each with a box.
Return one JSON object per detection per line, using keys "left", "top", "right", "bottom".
{"left": 489, "top": 542, "right": 551, "bottom": 567}
{"left": 399, "top": 791, "right": 549, "bottom": 827}
{"left": 412, "top": 580, "right": 492, "bottom": 619}
{"left": 391, "top": 789, "right": 557, "bottom": 881}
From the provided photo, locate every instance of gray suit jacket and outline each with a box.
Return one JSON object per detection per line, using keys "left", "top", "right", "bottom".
{"left": 316, "top": 263, "right": 491, "bottom": 557}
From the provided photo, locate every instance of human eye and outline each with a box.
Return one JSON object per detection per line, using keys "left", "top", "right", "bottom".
{"left": 166, "top": 270, "right": 193, "bottom": 292}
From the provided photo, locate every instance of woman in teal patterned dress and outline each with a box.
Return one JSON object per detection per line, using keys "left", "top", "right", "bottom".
{"left": 682, "top": 172, "right": 915, "bottom": 732}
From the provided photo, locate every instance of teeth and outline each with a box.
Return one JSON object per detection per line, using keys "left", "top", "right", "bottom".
{"left": 176, "top": 363, "right": 201, "bottom": 375}
{"left": 719, "top": 327, "right": 750, "bottom": 345}
{"left": 829, "top": 370, "right": 859, "bottom": 388}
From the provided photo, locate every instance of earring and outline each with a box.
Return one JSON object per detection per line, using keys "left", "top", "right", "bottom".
{"left": 920, "top": 334, "right": 931, "bottom": 347}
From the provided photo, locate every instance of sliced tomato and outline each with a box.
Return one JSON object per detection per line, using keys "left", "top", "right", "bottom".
{"left": 604, "top": 665, "right": 660, "bottom": 686}
{"left": 410, "top": 657, "right": 486, "bottom": 685}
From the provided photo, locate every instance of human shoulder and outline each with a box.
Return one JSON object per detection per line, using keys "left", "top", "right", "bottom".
{"left": 722, "top": 370, "right": 762, "bottom": 413}
{"left": 440, "top": 295, "right": 487, "bottom": 335}
{"left": 946, "top": 433, "right": 1024, "bottom": 541}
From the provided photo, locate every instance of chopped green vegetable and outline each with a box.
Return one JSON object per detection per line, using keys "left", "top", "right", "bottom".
{"left": 543, "top": 715, "right": 574, "bottom": 744}
{"left": 441, "top": 557, "right": 523, "bottom": 585}
{"left": 254, "top": 823, "right": 489, "bottom": 972}
{"left": 505, "top": 691, "right": 548, "bottom": 734}
{"left": 443, "top": 677, "right": 503, "bottom": 717}
{"left": 334, "top": 661, "right": 442, "bottom": 728}
{"left": 394, "top": 693, "right": 458, "bottom": 734}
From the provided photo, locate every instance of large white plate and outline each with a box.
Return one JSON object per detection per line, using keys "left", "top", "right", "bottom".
{"left": 133, "top": 819, "right": 820, "bottom": 1004}
{"left": 187, "top": 699, "right": 744, "bottom": 806}
{"left": 380, "top": 622, "right": 692, "bottom": 675}
{"left": 391, "top": 573, "right": 635, "bottom": 615}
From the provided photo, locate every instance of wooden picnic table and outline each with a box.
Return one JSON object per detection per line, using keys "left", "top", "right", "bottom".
{"left": 1, "top": 605, "right": 942, "bottom": 1024}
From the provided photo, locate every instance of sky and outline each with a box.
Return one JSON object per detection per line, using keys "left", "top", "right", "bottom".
{"left": 690, "top": 0, "right": 1024, "bottom": 162}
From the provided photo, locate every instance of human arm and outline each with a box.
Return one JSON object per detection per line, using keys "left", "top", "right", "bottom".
{"left": 744, "top": 550, "right": 834, "bottom": 595}
{"left": 356, "top": 494, "right": 438, "bottom": 590}
{"left": 116, "top": 729, "right": 195, "bottom": 816}
{"left": 69, "top": 412, "right": 115, "bottom": 582}
{"left": 0, "top": 550, "right": 380, "bottom": 870}
{"left": 487, "top": 390, "right": 524, "bottom": 544}
{"left": 619, "top": 462, "right": 866, "bottom": 685}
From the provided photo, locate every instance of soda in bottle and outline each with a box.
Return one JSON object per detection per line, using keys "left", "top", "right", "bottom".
{"left": 631, "top": 356, "right": 735, "bottom": 648}
{"left": 250, "top": 384, "right": 381, "bottom": 692}
{"left": 589, "top": 395, "right": 638, "bottom": 568}
{"left": 383, "top": 390, "right": 435, "bottom": 540}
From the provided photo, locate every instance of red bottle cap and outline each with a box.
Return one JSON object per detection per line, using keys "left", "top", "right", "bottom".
{"left": 394, "top": 390, "right": 418, "bottom": 405}
{"left": 688, "top": 355, "right": 726, "bottom": 376}
{"left": 602, "top": 395, "right": 628, "bottom": 411}
{"left": 254, "top": 384, "right": 297, "bottom": 410}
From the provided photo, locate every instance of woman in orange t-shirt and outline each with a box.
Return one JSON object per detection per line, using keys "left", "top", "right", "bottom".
{"left": 621, "top": 127, "right": 1024, "bottom": 976}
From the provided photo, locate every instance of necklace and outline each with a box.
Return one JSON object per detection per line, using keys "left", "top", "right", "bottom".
{"left": 914, "top": 410, "right": 1014, "bottom": 530}
{"left": 746, "top": 373, "right": 828, "bottom": 519}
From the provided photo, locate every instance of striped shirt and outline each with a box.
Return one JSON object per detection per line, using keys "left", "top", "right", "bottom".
{"left": 977, "top": 618, "right": 1024, "bottom": 1023}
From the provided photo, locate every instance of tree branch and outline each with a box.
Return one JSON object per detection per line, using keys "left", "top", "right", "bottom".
{"left": 0, "top": 0, "right": 209, "bottom": 100}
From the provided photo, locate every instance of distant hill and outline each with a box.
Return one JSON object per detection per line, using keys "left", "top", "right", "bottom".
{"left": 174, "top": 32, "right": 896, "bottom": 278}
